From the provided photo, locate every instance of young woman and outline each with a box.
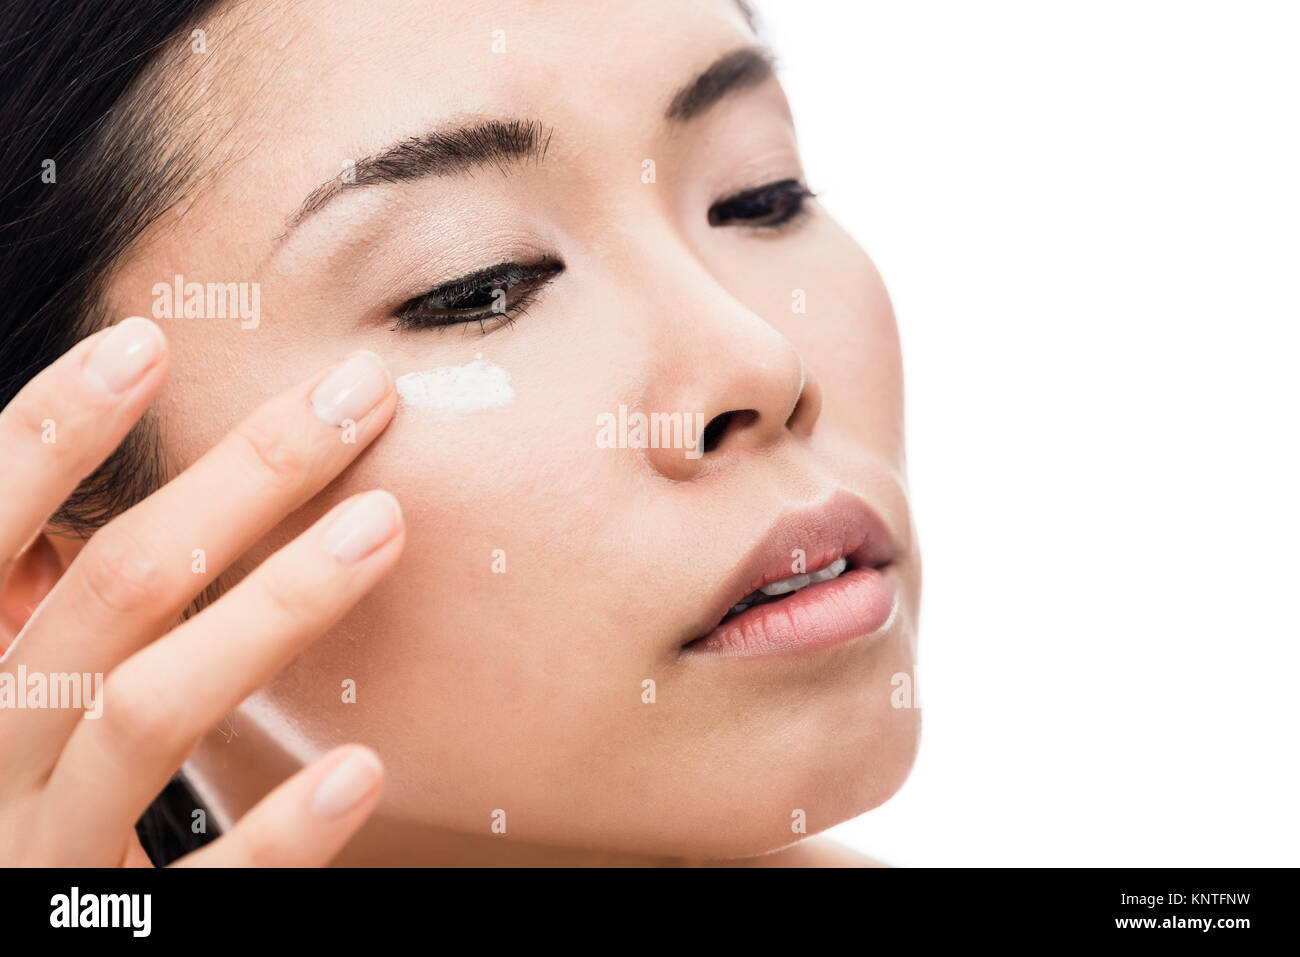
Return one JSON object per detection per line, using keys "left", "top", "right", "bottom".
{"left": 0, "top": 0, "right": 921, "bottom": 866}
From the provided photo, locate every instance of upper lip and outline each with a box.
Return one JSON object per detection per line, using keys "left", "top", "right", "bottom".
{"left": 683, "top": 489, "right": 899, "bottom": 646}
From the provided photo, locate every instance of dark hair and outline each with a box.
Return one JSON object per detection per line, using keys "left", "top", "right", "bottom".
{"left": 1, "top": 0, "right": 224, "bottom": 864}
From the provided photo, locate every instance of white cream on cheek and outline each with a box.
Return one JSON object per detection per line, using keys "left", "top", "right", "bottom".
{"left": 394, "top": 354, "right": 514, "bottom": 412}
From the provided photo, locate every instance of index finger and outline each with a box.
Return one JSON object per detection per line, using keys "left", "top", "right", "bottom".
{"left": 20, "top": 350, "right": 397, "bottom": 683}
{"left": 0, "top": 316, "right": 167, "bottom": 596}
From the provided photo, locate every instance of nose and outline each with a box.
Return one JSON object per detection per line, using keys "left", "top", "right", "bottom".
{"left": 638, "top": 283, "right": 823, "bottom": 482}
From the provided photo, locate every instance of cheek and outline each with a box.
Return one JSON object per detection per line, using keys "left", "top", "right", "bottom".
{"left": 769, "top": 227, "right": 905, "bottom": 460}
{"left": 324, "top": 351, "right": 636, "bottom": 663}
{"left": 267, "top": 360, "right": 650, "bottom": 824}
{"left": 822, "top": 254, "right": 904, "bottom": 441}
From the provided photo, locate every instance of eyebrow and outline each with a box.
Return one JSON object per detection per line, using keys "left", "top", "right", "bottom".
{"left": 285, "top": 118, "right": 553, "bottom": 229}
{"left": 283, "top": 44, "right": 776, "bottom": 232}
{"left": 665, "top": 45, "right": 775, "bottom": 123}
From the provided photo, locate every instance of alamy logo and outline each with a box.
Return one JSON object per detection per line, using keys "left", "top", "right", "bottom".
{"left": 151, "top": 273, "right": 260, "bottom": 329}
{"left": 0, "top": 666, "right": 103, "bottom": 718}
{"left": 50, "top": 887, "right": 151, "bottom": 937}
{"left": 596, "top": 405, "right": 707, "bottom": 459}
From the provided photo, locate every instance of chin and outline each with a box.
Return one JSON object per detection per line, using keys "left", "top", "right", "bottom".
{"left": 632, "top": 632, "right": 923, "bottom": 861}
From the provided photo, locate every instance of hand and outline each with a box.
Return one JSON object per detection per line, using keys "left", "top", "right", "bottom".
{"left": 0, "top": 317, "right": 403, "bottom": 866}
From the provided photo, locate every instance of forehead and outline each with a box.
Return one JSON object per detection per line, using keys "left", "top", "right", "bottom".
{"left": 158, "top": 0, "right": 754, "bottom": 240}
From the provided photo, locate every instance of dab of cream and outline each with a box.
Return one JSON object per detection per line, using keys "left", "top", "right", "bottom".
{"left": 395, "top": 354, "right": 514, "bottom": 412}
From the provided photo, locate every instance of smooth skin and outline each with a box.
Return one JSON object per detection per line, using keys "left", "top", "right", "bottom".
{"left": 0, "top": 320, "right": 881, "bottom": 867}
{"left": 0, "top": 317, "right": 402, "bottom": 865}
{"left": 1, "top": 0, "right": 919, "bottom": 866}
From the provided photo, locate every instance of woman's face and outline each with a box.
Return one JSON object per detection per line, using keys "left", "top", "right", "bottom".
{"left": 105, "top": 0, "right": 920, "bottom": 859}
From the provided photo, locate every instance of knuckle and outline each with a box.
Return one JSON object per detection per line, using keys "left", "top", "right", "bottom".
{"left": 9, "top": 393, "right": 79, "bottom": 464}
{"left": 233, "top": 829, "right": 288, "bottom": 868}
{"left": 7, "top": 372, "right": 111, "bottom": 469}
{"left": 230, "top": 416, "right": 315, "bottom": 492}
{"left": 101, "top": 669, "right": 177, "bottom": 748}
{"left": 254, "top": 559, "right": 324, "bottom": 629}
{"left": 9, "top": 391, "right": 54, "bottom": 443}
{"left": 78, "top": 525, "right": 170, "bottom": 617}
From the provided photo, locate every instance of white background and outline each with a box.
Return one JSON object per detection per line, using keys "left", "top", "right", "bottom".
{"left": 757, "top": 0, "right": 1300, "bottom": 865}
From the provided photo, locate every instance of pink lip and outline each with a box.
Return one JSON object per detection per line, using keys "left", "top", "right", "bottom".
{"left": 681, "top": 491, "right": 899, "bottom": 658}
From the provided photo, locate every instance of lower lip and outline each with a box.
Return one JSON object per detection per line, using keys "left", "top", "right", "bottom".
{"left": 683, "top": 566, "right": 898, "bottom": 658}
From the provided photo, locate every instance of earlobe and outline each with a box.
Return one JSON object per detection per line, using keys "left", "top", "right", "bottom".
{"left": 0, "top": 533, "right": 70, "bottom": 652}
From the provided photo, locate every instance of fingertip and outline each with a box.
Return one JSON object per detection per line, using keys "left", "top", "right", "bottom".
{"left": 347, "top": 743, "right": 385, "bottom": 780}
{"left": 320, "top": 490, "right": 405, "bottom": 564}
{"left": 373, "top": 489, "right": 403, "bottom": 526}
{"left": 80, "top": 315, "right": 168, "bottom": 396}
{"left": 311, "top": 745, "right": 385, "bottom": 819}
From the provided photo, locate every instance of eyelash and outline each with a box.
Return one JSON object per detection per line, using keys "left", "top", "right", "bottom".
{"left": 392, "top": 257, "right": 563, "bottom": 333}
{"left": 707, "top": 178, "right": 817, "bottom": 229}
{"left": 394, "top": 178, "right": 815, "bottom": 333}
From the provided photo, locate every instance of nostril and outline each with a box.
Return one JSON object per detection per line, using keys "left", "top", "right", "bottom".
{"left": 700, "top": 409, "right": 757, "bottom": 454}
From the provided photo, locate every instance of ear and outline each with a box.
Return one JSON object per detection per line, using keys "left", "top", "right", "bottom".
{"left": 0, "top": 531, "right": 82, "bottom": 654}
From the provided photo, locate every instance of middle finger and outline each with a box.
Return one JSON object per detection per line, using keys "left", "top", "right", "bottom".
{"left": 12, "top": 351, "right": 395, "bottom": 755}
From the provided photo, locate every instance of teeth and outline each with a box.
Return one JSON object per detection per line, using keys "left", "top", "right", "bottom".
{"left": 760, "top": 573, "right": 810, "bottom": 596}
{"left": 807, "top": 556, "right": 847, "bottom": 584}
{"left": 757, "top": 557, "right": 849, "bottom": 597}
{"left": 723, "top": 557, "right": 852, "bottom": 622}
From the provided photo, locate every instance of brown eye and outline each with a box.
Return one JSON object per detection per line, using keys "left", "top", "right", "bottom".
{"left": 708, "top": 178, "right": 815, "bottom": 228}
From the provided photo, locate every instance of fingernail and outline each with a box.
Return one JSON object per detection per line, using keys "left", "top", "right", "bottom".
{"left": 310, "top": 352, "right": 390, "bottom": 426}
{"left": 83, "top": 317, "right": 164, "bottom": 394}
{"left": 321, "top": 491, "right": 401, "bottom": 563}
{"left": 312, "top": 748, "right": 382, "bottom": 818}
